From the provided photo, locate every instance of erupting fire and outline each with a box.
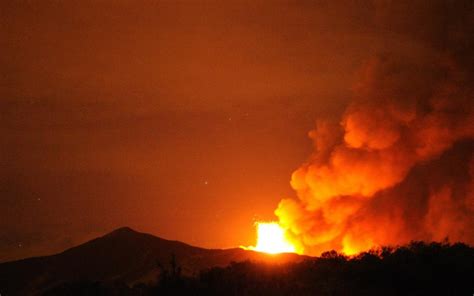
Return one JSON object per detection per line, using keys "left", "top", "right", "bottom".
{"left": 247, "top": 222, "right": 297, "bottom": 254}
{"left": 241, "top": 56, "right": 474, "bottom": 257}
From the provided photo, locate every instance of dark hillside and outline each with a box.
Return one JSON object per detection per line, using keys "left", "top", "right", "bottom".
{"left": 0, "top": 227, "right": 305, "bottom": 295}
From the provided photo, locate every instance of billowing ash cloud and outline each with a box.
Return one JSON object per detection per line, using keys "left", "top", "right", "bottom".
{"left": 276, "top": 1, "right": 474, "bottom": 255}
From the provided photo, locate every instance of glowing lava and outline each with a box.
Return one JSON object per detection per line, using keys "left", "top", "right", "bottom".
{"left": 248, "top": 222, "right": 296, "bottom": 254}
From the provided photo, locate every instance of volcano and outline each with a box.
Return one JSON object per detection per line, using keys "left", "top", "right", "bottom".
{"left": 0, "top": 227, "right": 307, "bottom": 295}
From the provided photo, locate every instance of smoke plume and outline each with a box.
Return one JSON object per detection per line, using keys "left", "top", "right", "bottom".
{"left": 276, "top": 1, "right": 474, "bottom": 255}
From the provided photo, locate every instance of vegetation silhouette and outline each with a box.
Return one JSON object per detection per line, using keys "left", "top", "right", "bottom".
{"left": 43, "top": 241, "right": 474, "bottom": 295}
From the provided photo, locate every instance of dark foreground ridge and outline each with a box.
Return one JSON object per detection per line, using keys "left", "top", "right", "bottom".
{"left": 0, "top": 227, "right": 305, "bottom": 295}
{"left": 1, "top": 228, "right": 473, "bottom": 296}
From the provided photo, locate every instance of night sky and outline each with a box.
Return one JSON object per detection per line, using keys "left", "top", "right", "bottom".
{"left": 2, "top": 1, "right": 473, "bottom": 261}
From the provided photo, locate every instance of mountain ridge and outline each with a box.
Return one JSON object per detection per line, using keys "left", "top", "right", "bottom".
{"left": 0, "top": 227, "right": 307, "bottom": 295}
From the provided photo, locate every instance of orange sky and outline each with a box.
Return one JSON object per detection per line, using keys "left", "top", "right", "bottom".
{"left": 2, "top": 0, "right": 472, "bottom": 261}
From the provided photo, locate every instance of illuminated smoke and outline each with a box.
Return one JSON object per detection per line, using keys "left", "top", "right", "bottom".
{"left": 276, "top": 54, "right": 474, "bottom": 255}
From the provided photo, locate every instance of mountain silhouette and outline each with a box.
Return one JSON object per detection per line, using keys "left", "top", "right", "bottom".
{"left": 0, "top": 227, "right": 306, "bottom": 295}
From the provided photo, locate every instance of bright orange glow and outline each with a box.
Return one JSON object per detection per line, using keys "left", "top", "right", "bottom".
{"left": 247, "top": 222, "right": 297, "bottom": 254}
{"left": 342, "top": 244, "right": 358, "bottom": 256}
